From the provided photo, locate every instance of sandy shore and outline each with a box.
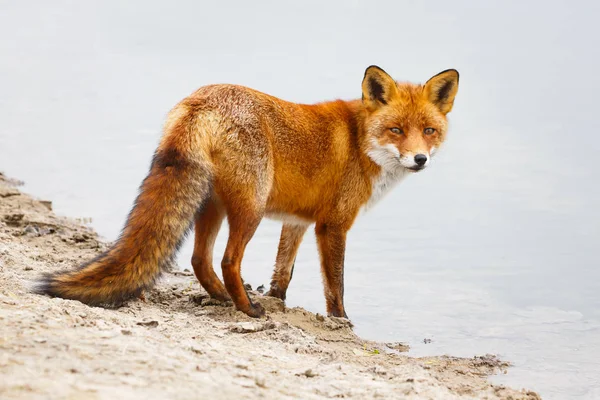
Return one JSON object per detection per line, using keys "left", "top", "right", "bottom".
{"left": 0, "top": 171, "right": 540, "bottom": 399}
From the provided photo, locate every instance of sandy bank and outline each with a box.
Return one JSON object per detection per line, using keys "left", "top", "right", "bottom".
{"left": 0, "top": 172, "right": 540, "bottom": 399}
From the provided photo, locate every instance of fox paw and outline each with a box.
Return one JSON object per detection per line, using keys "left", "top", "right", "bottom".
{"left": 265, "top": 284, "right": 286, "bottom": 301}
{"left": 245, "top": 302, "right": 266, "bottom": 318}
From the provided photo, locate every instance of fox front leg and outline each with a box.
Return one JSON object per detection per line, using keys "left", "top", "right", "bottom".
{"left": 267, "top": 223, "right": 308, "bottom": 301}
{"left": 315, "top": 223, "right": 348, "bottom": 318}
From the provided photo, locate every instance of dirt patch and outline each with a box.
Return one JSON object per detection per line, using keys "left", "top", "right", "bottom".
{"left": 0, "top": 172, "right": 540, "bottom": 399}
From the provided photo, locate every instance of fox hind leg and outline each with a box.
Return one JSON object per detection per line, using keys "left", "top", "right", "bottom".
{"left": 212, "top": 124, "right": 272, "bottom": 317}
{"left": 221, "top": 209, "right": 264, "bottom": 317}
{"left": 266, "top": 223, "right": 308, "bottom": 301}
{"left": 190, "top": 198, "right": 230, "bottom": 302}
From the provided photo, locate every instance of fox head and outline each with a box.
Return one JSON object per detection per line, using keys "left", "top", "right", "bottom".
{"left": 361, "top": 66, "right": 459, "bottom": 172}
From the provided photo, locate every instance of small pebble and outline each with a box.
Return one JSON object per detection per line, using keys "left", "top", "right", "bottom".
{"left": 137, "top": 320, "right": 159, "bottom": 328}
{"left": 255, "top": 376, "right": 267, "bottom": 388}
{"left": 303, "top": 369, "right": 318, "bottom": 378}
{"left": 190, "top": 345, "right": 204, "bottom": 354}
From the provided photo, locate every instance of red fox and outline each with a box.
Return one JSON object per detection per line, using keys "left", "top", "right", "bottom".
{"left": 36, "top": 66, "right": 459, "bottom": 319}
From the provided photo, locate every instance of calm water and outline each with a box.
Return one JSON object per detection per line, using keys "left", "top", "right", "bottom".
{"left": 1, "top": 1, "right": 599, "bottom": 398}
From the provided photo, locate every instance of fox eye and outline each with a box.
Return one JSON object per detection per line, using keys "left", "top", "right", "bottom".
{"left": 390, "top": 127, "right": 403, "bottom": 135}
{"left": 424, "top": 127, "right": 436, "bottom": 135}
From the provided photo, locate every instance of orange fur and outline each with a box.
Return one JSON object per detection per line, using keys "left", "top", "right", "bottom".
{"left": 35, "top": 66, "right": 459, "bottom": 318}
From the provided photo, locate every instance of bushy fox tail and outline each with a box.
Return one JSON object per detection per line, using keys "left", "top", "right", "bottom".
{"left": 35, "top": 112, "right": 211, "bottom": 307}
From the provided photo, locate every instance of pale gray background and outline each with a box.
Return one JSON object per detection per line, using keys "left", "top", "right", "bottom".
{"left": 1, "top": 1, "right": 599, "bottom": 398}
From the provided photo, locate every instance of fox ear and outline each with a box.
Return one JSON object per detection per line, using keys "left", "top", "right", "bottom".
{"left": 362, "top": 66, "right": 399, "bottom": 110}
{"left": 424, "top": 69, "right": 459, "bottom": 114}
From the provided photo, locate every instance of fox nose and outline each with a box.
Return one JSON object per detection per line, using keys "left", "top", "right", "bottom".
{"left": 414, "top": 154, "right": 428, "bottom": 166}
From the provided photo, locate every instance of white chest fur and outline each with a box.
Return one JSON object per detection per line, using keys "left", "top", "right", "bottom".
{"left": 362, "top": 166, "right": 408, "bottom": 211}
